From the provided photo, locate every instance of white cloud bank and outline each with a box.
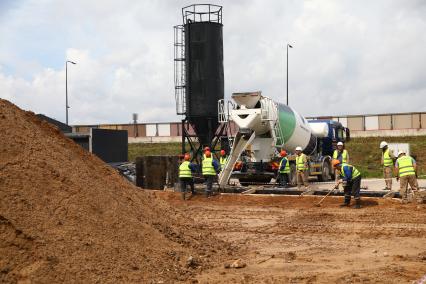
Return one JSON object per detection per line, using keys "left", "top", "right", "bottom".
{"left": 0, "top": 0, "right": 425, "bottom": 124}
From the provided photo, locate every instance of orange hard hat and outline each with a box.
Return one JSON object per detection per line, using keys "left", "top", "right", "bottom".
{"left": 184, "top": 153, "right": 190, "bottom": 161}
{"left": 280, "top": 150, "right": 287, "bottom": 157}
{"left": 205, "top": 150, "right": 211, "bottom": 158}
{"left": 220, "top": 149, "right": 226, "bottom": 156}
{"left": 332, "top": 159, "right": 341, "bottom": 168}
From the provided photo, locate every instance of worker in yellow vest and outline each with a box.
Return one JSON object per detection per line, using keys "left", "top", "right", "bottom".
{"left": 295, "top": 146, "right": 309, "bottom": 191}
{"left": 278, "top": 150, "right": 290, "bottom": 187}
{"left": 380, "top": 141, "right": 395, "bottom": 191}
{"left": 202, "top": 146, "right": 210, "bottom": 160}
{"left": 333, "top": 141, "right": 349, "bottom": 164}
{"left": 202, "top": 150, "right": 220, "bottom": 198}
{"left": 332, "top": 159, "right": 362, "bottom": 209}
{"left": 178, "top": 153, "right": 197, "bottom": 200}
{"left": 219, "top": 149, "right": 228, "bottom": 171}
{"left": 333, "top": 142, "right": 349, "bottom": 190}
{"left": 385, "top": 150, "right": 418, "bottom": 203}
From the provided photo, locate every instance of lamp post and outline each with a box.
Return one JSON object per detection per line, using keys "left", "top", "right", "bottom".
{"left": 65, "top": 60, "right": 76, "bottom": 125}
{"left": 286, "top": 44, "right": 293, "bottom": 106}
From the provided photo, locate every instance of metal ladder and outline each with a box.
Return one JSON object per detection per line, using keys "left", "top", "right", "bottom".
{"left": 174, "top": 25, "right": 186, "bottom": 115}
{"left": 217, "top": 99, "right": 236, "bottom": 150}
{"left": 260, "top": 97, "right": 285, "bottom": 148}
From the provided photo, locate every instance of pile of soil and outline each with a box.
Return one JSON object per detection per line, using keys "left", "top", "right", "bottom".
{"left": 0, "top": 99, "right": 234, "bottom": 283}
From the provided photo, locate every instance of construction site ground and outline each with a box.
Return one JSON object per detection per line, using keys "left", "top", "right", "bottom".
{"left": 158, "top": 191, "right": 426, "bottom": 283}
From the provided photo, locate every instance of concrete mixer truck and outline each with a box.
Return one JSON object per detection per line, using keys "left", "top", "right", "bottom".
{"left": 217, "top": 91, "right": 350, "bottom": 187}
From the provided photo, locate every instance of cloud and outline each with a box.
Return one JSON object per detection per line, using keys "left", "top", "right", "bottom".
{"left": 0, "top": 0, "right": 425, "bottom": 125}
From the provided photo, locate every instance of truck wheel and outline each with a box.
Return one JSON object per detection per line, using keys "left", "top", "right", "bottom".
{"left": 318, "top": 161, "right": 331, "bottom": 182}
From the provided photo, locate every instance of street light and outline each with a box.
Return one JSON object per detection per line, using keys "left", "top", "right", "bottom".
{"left": 65, "top": 60, "right": 76, "bottom": 125}
{"left": 286, "top": 44, "right": 293, "bottom": 106}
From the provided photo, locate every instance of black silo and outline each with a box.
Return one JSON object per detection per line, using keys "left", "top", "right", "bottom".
{"left": 183, "top": 5, "right": 224, "bottom": 146}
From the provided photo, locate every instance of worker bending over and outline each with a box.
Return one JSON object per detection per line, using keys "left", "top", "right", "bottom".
{"left": 278, "top": 150, "right": 290, "bottom": 187}
{"left": 333, "top": 159, "right": 362, "bottom": 209}
{"left": 380, "top": 141, "right": 395, "bottom": 191}
{"left": 219, "top": 149, "right": 228, "bottom": 171}
{"left": 202, "top": 150, "right": 220, "bottom": 198}
{"left": 179, "top": 153, "right": 197, "bottom": 200}
{"left": 295, "top": 146, "right": 309, "bottom": 192}
{"left": 387, "top": 150, "right": 418, "bottom": 203}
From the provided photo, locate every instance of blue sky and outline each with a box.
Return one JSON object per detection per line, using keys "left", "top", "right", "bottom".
{"left": 0, "top": 0, "right": 425, "bottom": 124}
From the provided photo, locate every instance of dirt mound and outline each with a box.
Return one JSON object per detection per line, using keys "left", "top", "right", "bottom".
{"left": 0, "top": 99, "right": 234, "bottom": 283}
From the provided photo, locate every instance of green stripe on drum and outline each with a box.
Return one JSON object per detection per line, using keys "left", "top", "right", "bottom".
{"left": 277, "top": 103, "right": 296, "bottom": 144}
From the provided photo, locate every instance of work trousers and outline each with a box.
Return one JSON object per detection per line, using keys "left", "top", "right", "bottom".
{"left": 297, "top": 171, "right": 309, "bottom": 190}
{"left": 399, "top": 174, "right": 418, "bottom": 201}
{"left": 278, "top": 173, "right": 289, "bottom": 187}
{"left": 180, "top": 178, "right": 195, "bottom": 194}
{"left": 343, "top": 176, "right": 361, "bottom": 201}
{"left": 204, "top": 175, "right": 215, "bottom": 196}
{"left": 383, "top": 167, "right": 393, "bottom": 190}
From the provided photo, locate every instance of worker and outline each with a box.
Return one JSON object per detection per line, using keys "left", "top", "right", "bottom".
{"left": 385, "top": 150, "right": 418, "bottom": 202}
{"left": 179, "top": 153, "right": 197, "bottom": 200}
{"left": 332, "top": 159, "right": 362, "bottom": 209}
{"left": 295, "top": 146, "right": 309, "bottom": 192}
{"left": 380, "top": 141, "right": 395, "bottom": 191}
{"left": 333, "top": 142, "right": 349, "bottom": 164}
{"left": 202, "top": 146, "right": 211, "bottom": 159}
{"left": 278, "top": 150, "right": 290, "bottom": 187}
{"left": 219, "top": 149, "right": 228, "bottom": 171}
{"left": 333, "top": 142, "right": 349, "bottom": 189}
{"left": 202, "top": 150, "right": 220, "bottom": 198}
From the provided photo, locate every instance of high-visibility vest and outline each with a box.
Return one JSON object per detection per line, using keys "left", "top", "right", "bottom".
{"left": 220, "top": 156, "right": 228, "bottom": 168}
{"left": 279, "top": 157, "right": 290, "bottom": 174}
{"left": 397, "top": 156, "right": 415, "bottom": 177}
{"left": 383, "top": 149, "right": 393, "bottom": 167}
{"left": 179, "top": 161, "right": 192, "bottom": 178}
{"left": 202, "top": 157, "right": 216, "bottom": 176}
{"left": 296, "top": 154, "right": 307, "bottom": 171}
{"left": 333, "top": 149, "right": 348, "bottom": 163}
{"left": 341, "top": 163, "right": 361, "bottom": 181}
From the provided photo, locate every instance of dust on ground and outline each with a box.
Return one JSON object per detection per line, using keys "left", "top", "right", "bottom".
{"left": 158, "top": 192, "right": 426, "bottom": 283}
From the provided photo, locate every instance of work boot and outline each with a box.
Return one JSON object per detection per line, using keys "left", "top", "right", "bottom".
{"left": 340, "top": 197, "right": 351, "bottom": 207}
{"left": 354, "top": 199, "right": 361, "bottom": 209}
{"left": 383, "top": 191, "right": 395, "bottom": 198}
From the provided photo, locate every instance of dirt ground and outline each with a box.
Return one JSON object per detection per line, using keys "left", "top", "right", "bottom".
{"left": 158, "top": 191, "right": 426, "bottom": 283}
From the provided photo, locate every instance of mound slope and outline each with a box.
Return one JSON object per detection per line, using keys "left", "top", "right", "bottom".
{"left": 0, "top": 99, "right": 233, "bottom": 283}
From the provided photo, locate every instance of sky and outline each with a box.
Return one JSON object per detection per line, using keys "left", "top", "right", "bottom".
{"left": 0, "top": 0, "right": 425, "bottom": 124}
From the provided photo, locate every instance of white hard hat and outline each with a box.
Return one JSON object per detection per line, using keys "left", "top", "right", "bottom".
{"left": 379, "top": 141, "right": 388, "bottom": 149}
{"left": 397, "top": 150, "right": 405, "bottom": 156}
{"left": 337, "top": 142, "right": 343, "bottom": 146}
{"left": 295, "top": 146, "right": 302, "bottom": 151}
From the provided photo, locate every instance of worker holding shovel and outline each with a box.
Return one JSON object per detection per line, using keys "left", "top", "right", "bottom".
{"left": 332, "top": 159, "right": 362, "bottom": 209}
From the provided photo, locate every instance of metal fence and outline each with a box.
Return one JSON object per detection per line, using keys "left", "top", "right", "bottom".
{"left": 73, "top": 111, "right": 426, "bottom": 138}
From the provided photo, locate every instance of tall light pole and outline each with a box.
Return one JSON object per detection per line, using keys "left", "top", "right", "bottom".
{"left": 286, "top": 44, "right": 293, "bottom": 106}
{"left": 65, "top": 60, "right": 76, "bottom": 125}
